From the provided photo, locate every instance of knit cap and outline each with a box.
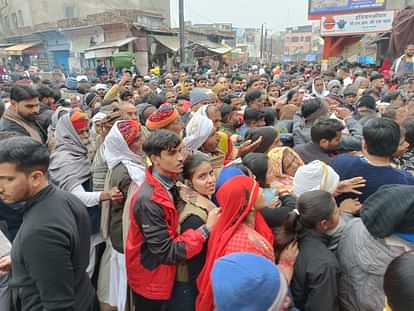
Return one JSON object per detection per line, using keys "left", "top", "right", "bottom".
{"left": 327, "top": 79, "right": 341, "bottom": 92}
{"left": 190, "top": 88, "right": 211, "bottom": 107}
{"left": 211, "top": 252, "right": 288, "bottom": 311}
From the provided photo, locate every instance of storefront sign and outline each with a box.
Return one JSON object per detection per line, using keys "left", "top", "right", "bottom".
{"left": 321, "top": 11, "right": 393, "bottom": 36}
{"left": 309, "top": 0, "right": 386, "bottom": 19}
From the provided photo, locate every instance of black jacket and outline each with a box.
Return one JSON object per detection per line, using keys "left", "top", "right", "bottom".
{"left": 0, "top": 117, "right": 47, "bottom": 143}
{"left": 9, "top": 185, "right": 95, "bottom": 311}
{"left": 291, "top": 230, "right": 340, "bottom": 311}
{"left": 294, "top": 142, "right": 333, "bottom": 164}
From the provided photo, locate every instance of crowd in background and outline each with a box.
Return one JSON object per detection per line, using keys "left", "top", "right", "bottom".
{"left": 0, "top": 45, "right": 414, "bottom": 311}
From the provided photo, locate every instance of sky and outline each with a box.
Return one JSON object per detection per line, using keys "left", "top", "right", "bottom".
{"left": 170, "top": 0, "right": 311, "bottom": 32}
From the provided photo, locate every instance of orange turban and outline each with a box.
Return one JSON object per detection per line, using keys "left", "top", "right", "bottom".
{"left": 70, "top": 111, "right": 89, "bottom": 130}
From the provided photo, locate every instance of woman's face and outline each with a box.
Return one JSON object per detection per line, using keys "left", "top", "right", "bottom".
{"left": 268, "top": 86, "right": 280, "bottom": 98}
{"left": 289, "top": 93, "right": 301, "bottom": 107}
{"left": 321, "top": 202, "right": 341, "bottom": 232}
{"left": 190, "top": 161, "right": 216, "bottom": 197}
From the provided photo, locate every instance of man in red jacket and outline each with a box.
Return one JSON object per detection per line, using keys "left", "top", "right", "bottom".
{"left": 126, "top": 129, "right": 218, "bottom": 310}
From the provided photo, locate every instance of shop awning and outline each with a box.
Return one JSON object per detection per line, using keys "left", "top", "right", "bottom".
{"left": 85, "top": 37, "right": 137, "bottom": 52}
{"left": 189, "top": 40, "right": 234, "bottom": 55}
{"left": 152, "top": 35, "right": 180, "bottom": 52}
{"left": 5, "top": 42, "right": 42, "bottom": 56}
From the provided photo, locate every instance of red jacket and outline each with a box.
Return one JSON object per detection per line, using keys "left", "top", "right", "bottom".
{"left": 126, "top": 168, "right": 207, "bottom": 300}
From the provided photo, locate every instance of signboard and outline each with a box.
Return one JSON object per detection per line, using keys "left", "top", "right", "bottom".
{"left": 321, "top": 11, "right": 393, "bottom": 36}
{"left": 309, "top": 0, "right": 386, "bottom": 20}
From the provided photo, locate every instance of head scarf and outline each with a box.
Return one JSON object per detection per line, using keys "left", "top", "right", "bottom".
{"left": 311, "top": 78, "right": 329, "bottom": 98}
{"left": 49, "top": 114, "right": 91, "bottom": 191}
{"left": 268, "top": 147, "right": 304, "bottom": 192}
{"left": 70, "top": 111, "right": 89, "bottom": 131}
{"left": 183, "top": 112, "right": 214, "bottom": 153}
{"left": 146, "top": 104, "right": 179, "bottom": 129}
{"left": 361, "top": 184, "right": 414, "bottom": 238}
{"left": 293, "top": 160, "right": 339, "bottom": 197}
{"left": 244, "top": 126, "right": 279, "bottom": 154}
{"left": 103, "top": 120, "right": 146, "bottom": 184}
{"left": 197, "top": 176, "right": 274, "bottom": 311}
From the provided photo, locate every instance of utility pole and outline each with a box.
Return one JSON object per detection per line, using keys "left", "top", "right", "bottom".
{"left": 179, "top": 0, "right": 186, "bottom": 66}
{"left": 264, "top": 28, "right": 268, "bottom": 64}
{"left": 260, "top": 23, "right": 264, "bottom": 62}
{"left": 270, "top": 36, "right": 273, "bottom": 64}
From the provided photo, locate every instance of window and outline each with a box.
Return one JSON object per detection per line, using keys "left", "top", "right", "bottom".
{"left": 65, "top": 6, "right": 75, "bottom": 18}
{"left": 18, "top": 10, "right": 24, "bottom": 27}
{"left": 11, "top": 12, "right": 17, "bottom": 29}
{"left": 305, "top": 36, "right": 311, "bottom": 42}
{"left": 291, "top": 37, "right": 299, "bottom": 43}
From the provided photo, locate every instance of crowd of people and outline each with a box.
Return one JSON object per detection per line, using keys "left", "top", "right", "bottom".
{"left": 0, "top": 45, "right": 414, "bottom": 311}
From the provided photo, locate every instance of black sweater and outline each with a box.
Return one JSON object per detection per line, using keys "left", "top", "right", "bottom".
{"left": 9, "top": 185, "right": 95, "bottom": 311}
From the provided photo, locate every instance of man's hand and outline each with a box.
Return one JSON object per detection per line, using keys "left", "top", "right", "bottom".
{"left": 335, "top": 107, "right": 352, "bottom": 120}
{"left": 236, "top": 136, "right": 263, "bottom": 158}
{"left": 0, "top": 256, "right": 11, "bottom": 275}
{"left": 339, "top": 198, "right": 362, "bottom": 215}
{"left": 205, "top": 208, "right": 220, "bottom": 231}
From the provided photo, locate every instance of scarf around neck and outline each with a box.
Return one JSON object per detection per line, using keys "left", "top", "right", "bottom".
{"left": 3, "top": 108, "right": 45, "bottom": 143}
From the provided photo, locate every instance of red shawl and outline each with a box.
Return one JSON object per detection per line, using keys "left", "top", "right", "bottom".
{"left": 196, "top": 176, "right": 274, "bottom": 311}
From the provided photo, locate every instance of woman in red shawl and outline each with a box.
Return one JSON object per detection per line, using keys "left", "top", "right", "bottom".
{"left": 196, "top": 175, "right": 275, "bottom": 311}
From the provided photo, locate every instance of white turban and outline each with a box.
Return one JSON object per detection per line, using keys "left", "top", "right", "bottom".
{"left": 293, "top": 160, "right": 339, "bottom": 197}
{"left": 183, "top": 113, "right": 214, "bottom": 153}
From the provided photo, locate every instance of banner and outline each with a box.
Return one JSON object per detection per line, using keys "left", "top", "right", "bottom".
{"left": 321, "top": 11, "right": 393, "bottom": 36}
{"left": 309, "top": 0, "right": 386, "bottom": 19}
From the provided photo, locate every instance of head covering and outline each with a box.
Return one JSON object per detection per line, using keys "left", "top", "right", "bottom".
{"left": 216, "top": 166, "right": 246, "bottom": 190}
{"left": 146, "top": 104, "right": 180, "bottom": 129}
{"left": 65, "top": 77, "right": 78, "bottom": 90}
{"left": 361, "top": 184, "right": 414, "bottom": 238}
{"left": 244, "top": 126, "right": 278, "bottom": 154}
{"left": 327, "top": 79, "right": 341, "bottom": 92}
{"left": 84, "top": 92, "right": 98, "bottom": 108}
{"left": 94, "top": 83, "right": 108, "bottom": 92}
{"left": 49, "top": 114, "right": 91, "bottom": 191}
{"left": 293, "top": 160, "right": 339, "bottom": 197}
{"left": 311, "top": 78, "right": 329, "bottom": 98}
{"left": 190, "top": 88, "right": 211, "bottom": 107}
{"left": 103, "top": 120, "right": 146, "bottom": 184}
{"left": 212, "top": 253, "right": 288, "bottom": 311}
{"left": 117, "top": 120, "right": 140, "bottom": 145}
{"left": 357, "top": 95, "right": 377, "bottom": 111}
{"left": 70, "top": 111, "right": 89, "bottom": 131}
{"left": 183, "top": 112, "right": 214, "bottom": 152}
{"left": 197, "top": 176, "right": 274, "bottom": 311}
